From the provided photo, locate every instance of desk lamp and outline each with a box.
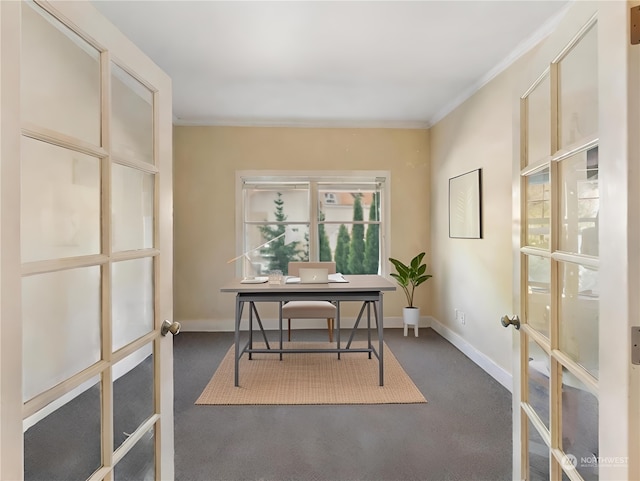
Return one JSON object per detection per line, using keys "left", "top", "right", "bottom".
{"left": 227, "top": 227, "right": 303, "bottom": 282}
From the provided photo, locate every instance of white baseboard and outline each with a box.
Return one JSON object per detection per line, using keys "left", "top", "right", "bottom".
{"left": 428, "top": 316, "right": 512, "bottom": 393}
{"left": 179, "top": 315, "right": 431, "bottom": 332}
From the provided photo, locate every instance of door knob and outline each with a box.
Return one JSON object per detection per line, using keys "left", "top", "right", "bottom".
{"left": 501, "top": 315, "right": 520, "bottom": 330}
{"left": 161, "top": 319, "right": 181, "bottom": 336}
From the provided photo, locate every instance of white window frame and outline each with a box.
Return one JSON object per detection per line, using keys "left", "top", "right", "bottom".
{"left": 235, "top": 170, "right": 391, "bottom": 276}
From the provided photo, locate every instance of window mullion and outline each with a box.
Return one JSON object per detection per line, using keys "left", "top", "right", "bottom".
{"left": 309, "top": 182, "right": 319, "bottom": 261}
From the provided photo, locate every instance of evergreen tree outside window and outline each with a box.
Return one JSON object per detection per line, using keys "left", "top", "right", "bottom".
{"left": 318, "top": 211, "right": 332, "bottom": 262}
{"left": 238, "top": 173, "right": 388, "bottom": 277}
{"left": 335, "top": 224, "right": 351, "bottom": 274}
{"left": 258, "top": 192, "right": 305, "bottom": 273}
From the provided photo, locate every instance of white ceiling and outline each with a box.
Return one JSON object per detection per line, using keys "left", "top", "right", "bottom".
{"left": 91, "top": 0, "right": 570, "bottom": 129}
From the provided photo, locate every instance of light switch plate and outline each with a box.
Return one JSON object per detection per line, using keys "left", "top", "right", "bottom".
{"left": 632, "top": 6, "right": 640, "bottom": 45}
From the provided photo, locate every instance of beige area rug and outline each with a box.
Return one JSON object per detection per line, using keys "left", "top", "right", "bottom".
{"left": 195, "top": 341, "right": 427, "bottom": 405}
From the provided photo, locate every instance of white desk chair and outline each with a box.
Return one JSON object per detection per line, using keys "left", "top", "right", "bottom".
{"left": 283, "top": 262, "right": 337, "bottom": 342}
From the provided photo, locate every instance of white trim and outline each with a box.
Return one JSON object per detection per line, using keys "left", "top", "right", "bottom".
{"left": 429, "top": 2, "right": 572, "bottom": 127}
{"left": 173, "top": 117, "right": 430, "bottom": 130}
{"left": 238, "top": 170, "right": 390, "bottom": 184}
{"left": 429, "top": 316, "right": 512, "bottom": 393}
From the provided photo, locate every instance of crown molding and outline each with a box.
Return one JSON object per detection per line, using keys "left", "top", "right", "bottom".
{"left": 428, "top": 1, "right": 572, "bottom": 127}
{"left": 173, "top": 116, "right": 430, "bottom": 130}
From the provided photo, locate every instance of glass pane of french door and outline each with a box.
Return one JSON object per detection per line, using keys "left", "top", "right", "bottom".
{"left": 527, "top": 336, "right": 550, "bottom": 429}
{"left": 557, "top": 25, "right": 598, "bottom": 149}
{"left": 562, "top": 371, "right": 599, "bottom": 481}
{"left": 557, "top": 148, "right": 599, "bottom": 257}
{"left": 111, "top": 62, "right": 154, "bottom": 165}
{"left": 112, "top": 163, "right": 155, "bottom": 252}
{"left": 520, "top": 16, "right": 599, "bottom": 481}
{"left": 528, "top": 418, "right": 551, "bottom": 480}
{"left": 558, "top": 261, "right": 599, "bottom": 378}
{"left": 526, "top": 73, "right": 551, "bottom": 167}
{"left": 21, "top": 1, "right": 101, "bottom": 145}
{"left": 525, "top": 168, "right": 551, "bottom": 250}
{"left": 526, "top": 254, "right": 551, "bottom": 339}
{"left": 22, "top": 266, "right": 101, "bottom": 402}
{"left": 113, "top": 346, "right": 154, "bottom": 451}
{"left": 114, "top": 427, "right": 155, "bottom": 480}
{"left": 21, "top": 137, "right": 101, "bottom": 262}
{"left": 20, "top": 3, "right": 160, "bottom": 479}
{"left": 24, "top": 377, "right": 102, "bottom": 481}
{"left": 112, "top": 257, "right": 154, "bottom": 351}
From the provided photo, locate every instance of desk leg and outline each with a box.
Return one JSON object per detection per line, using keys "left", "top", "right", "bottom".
{"left": 367, "top": 301, "right": 372, "bottom": 359}
{"left": 248, "top": 301, "right": 254, "bottom": 360}
{"left": 377, "top": 294, "right": 384, "bottom": 386}
{"left": 336, "top": 302, "right": 341, "bottom": 360}
{"left": 234, "top": 296, "right": 244, "bottom": 387}
{"left": 279, "top": 301, "right": 283, "bottom": 361}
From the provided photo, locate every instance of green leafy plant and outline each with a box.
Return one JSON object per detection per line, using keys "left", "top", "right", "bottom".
{"left": 388, "top": 252, "right": 432, "bottom": 308}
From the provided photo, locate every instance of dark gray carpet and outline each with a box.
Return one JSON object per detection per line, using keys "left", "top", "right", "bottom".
{"left": 174, "top": 328, "right": 512, "bottom": 481}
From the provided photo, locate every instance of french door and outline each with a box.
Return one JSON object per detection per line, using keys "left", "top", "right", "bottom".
{"left": 0, "top": 1, "right": 174, "bottom": 480}
{"left": 512, "top": 2, "right": 640, "bottom": 480}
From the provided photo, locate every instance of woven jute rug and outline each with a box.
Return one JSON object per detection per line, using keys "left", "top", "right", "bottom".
{"left": 195, "top": 341, "right": 427, "bottom": 405}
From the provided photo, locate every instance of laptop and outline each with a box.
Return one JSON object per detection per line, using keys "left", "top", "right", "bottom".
{"left": 298, "top": 267, "right": 329, "bottom": 284}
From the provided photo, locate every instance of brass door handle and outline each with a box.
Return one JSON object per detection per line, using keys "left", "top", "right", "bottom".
{"left": 501, "top": 315, "right": 520, "bottom": 330}
{"left": 161, "top": 319, "right": 181, "bottom": 336}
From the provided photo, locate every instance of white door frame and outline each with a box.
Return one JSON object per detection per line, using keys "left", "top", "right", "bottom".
{"left": 0, "top": 1, "right": 26, "bottom": 480}
{"left": 598, "top": 1, "right": 640, "bottom": 479}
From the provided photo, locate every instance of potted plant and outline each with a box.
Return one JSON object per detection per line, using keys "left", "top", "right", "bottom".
{"left": 389, "top": 252, "right": 432, "bottom": 336}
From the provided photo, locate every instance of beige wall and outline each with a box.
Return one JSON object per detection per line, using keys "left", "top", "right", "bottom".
{"left": 174, "top": 57, "right": 533, "bottom": 377}
{"left": 173, "top": 126, "right": 431, "bottom": 328}
{"left": 429, "top": 64, "right": 521, "bottom": 374}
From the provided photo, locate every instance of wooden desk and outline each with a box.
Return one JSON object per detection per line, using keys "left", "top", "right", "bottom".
{"left": 221, "top": 275, "right": 396, "bottom": 387}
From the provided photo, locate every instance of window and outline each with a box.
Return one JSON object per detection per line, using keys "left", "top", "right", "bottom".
{"left": 324, "top": 192, "right": 337, "bottom": 204}
{"left": 237, "top": 171, "right": 389, "bottom": 276}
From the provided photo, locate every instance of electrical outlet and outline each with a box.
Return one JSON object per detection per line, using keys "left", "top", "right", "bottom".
{"left": 460, "top": 311, "right": 466, "bottom": 325}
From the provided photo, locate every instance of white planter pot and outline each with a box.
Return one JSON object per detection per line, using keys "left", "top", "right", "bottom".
{"left": 403, "top": 307, "right": 420, "bottom": 337}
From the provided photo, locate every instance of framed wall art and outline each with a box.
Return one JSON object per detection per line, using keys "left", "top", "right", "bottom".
{"left": 449, "top": 169, "right": 482, "bottom": 239}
